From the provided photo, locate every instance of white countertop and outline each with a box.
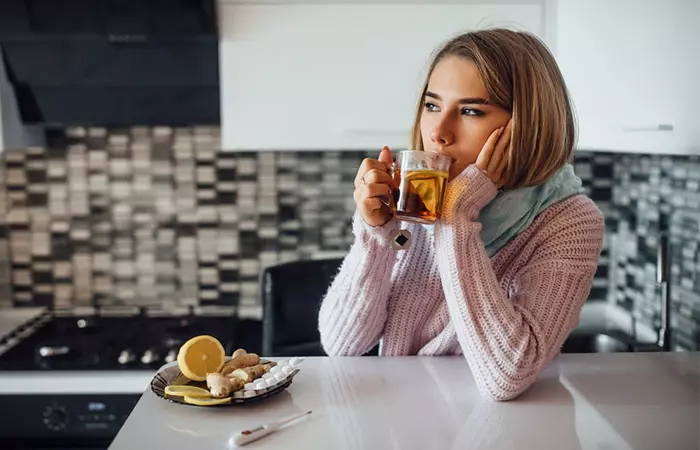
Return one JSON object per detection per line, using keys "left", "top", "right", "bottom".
{"left": 110, "top": 352, "right": 700, "bottom": 450}
{"left": 0, "top": 370, "right": 156, "bottom": 394}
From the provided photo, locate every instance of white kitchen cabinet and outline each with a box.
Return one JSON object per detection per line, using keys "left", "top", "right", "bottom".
{"left": 219, "top": 2, "right": 543, "bottom": 151}
{"left": 554, "top": 0, "right": 699, "bottom": 155}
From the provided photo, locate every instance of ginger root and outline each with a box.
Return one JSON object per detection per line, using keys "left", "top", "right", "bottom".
{"left": 220, "top": 350, "right": 260, "bottom": 375}
{"left": 232, "top": 348, "right": 247, "bottom": 359}
{"left": 205, "top": 348, "right": 273, "bottom": 397}
{"left": 206, "top": 372, "right": 246, "bottom": 398}
{"left": 229, "top": 363, "right": 272, "bottom": 383}
{"left": 228, "top": 377, "right": 245, "bottom": 392}
{"left": 207, "top": 372, "right": 233, "bottom": 398}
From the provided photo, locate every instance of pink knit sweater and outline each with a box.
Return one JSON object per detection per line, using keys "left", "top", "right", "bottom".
{"left": 318, "top": 165, "right": 605, "bottom": 401}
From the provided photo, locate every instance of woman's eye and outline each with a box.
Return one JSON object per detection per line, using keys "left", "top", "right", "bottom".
{"left": 424, "top": 102, "right": 439, "bottom": 112}
{"left": 461, "top": 108, "right": 484, "bottom": 117}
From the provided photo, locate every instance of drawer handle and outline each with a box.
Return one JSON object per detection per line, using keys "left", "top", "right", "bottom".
{"left": 622, "top": 124, "right": 674, "bottom": 132}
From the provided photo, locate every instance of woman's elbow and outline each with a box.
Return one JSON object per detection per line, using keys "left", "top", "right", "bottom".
{"left": 478, "top": 384, "right": 528, "bottom": 402}
{"left": 318, "top": 325, "right": 342, "bottom": 356}
{"left": 474, "top": 372, "right": 538, "bottom": 402}
{"left": 318, "top": 325, "right": 357, "bottom": 356}
{"left": 319, "top": 333, "right": 372, "bottom": 357}
{"left": 319, "top": 335, "right": 343, "bottom": 356}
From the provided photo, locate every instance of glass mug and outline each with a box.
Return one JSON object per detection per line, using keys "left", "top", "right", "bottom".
{"left": 390, "top": 150, "right": 453, "bottom": 225}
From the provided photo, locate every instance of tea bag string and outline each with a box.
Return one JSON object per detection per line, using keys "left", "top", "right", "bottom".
{"left": 388, "top": 160, "right": 412, "bottom": 250}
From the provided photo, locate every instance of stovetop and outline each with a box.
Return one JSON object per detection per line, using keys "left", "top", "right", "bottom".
{"left": 0, "top": 311, "right": 244, "bottom": 371}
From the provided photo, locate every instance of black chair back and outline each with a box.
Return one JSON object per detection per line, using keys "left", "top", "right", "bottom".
{"left": 261, "top": 258, "right": 343, "bottom": 357}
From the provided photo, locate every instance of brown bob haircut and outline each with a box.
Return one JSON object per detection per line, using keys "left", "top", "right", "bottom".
{"left": 411, "top": 28, "right": 576, "bottom": 189}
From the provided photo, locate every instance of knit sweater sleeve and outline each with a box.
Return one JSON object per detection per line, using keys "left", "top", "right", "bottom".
{"left": 318, "top": 212, "right": 399, "bottom": 356}
{"left": 434, "top": 165, "right": 605, "bottom": 401}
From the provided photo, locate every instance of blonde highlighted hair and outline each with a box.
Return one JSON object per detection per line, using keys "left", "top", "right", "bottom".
{"left": 411, "top": 29, "right": 576, "bottom": 189}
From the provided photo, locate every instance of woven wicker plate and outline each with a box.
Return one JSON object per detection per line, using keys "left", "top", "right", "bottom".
{"left": 150, "top": 360, "right": 300, "bottom": 407}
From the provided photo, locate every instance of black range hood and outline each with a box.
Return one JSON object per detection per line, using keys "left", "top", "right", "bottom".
{"left": 0, "top": 0, "right": 220, "bottom": 126}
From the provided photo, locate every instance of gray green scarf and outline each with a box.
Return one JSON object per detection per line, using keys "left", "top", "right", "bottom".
{"left": 478, "top": 164, "right": 585, "bottom": 257}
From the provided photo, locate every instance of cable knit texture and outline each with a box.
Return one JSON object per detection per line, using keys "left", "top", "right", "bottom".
{"left": 318, "top": 164, "right": 605, "bottom": 401}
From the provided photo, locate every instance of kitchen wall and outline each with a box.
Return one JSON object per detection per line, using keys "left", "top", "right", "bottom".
{"left": 0, "top": 127, "right": 362, "bottom": 317}
{"left": 1, "top": 126, "right": 698, "bottom": 350}
{"left": 0, "top": 126, "right": 612, "bottom": 313}
{"left": 608, "top": 154, "right": 700, "bottom": 350}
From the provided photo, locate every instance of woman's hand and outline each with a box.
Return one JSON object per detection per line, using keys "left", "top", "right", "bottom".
{"left": 475, "top": 119, "right": 512, "bottom": 189}
{"left": 354, "top": 146, "right": 395, "bottom": 227}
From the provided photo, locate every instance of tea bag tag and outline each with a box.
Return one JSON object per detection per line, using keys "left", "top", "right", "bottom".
{"left": 391, "top": 229, "right": 412, "bottom": 250}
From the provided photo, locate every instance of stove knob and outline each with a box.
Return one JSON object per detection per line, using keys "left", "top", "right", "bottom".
{"left": 43, "top": 405, "right": 69, "bottom": 431}
{"left": 38, "top": 346, "right": 70, "bottom": 358}
{"left": 118, "top": 349, "right": 136, "bottom": 365}
{"left": 164, "top": 349, "right": 178, "bottom": 364}
{"left": 141, "top": 349, "right": 159, "bottom": 365}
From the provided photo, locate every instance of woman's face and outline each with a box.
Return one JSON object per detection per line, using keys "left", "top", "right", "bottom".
{"left": 420, "top": 55, "right": 512, "bottom": 180}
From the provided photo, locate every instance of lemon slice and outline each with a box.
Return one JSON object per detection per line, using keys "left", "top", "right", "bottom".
{"left": 165, "top": 385, "right": 212, "bottom": 399}
{"left": 177, "top": 335, "right": 226, "bottom": 382}
{"left": 184, "top": 396, "right": 231, "bottom": 406}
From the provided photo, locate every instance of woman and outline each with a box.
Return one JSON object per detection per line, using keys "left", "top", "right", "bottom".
{"left": 318, "top": 29, "right": 605, "bottom": 401}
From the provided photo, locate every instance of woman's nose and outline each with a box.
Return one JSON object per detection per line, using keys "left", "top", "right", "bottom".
{"left": 430, "top": 124, "right": 454, "bottom": 147}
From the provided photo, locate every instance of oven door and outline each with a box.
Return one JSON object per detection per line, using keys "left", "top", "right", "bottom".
{"left": 0, "top": 393, "right": 141, "bottom": 449}
{"left": 0, "top": 371, "right": 151, "bottom": 449}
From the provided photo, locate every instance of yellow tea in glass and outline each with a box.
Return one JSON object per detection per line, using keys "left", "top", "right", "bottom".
{"left": 391, "top": 150, "right": 452, "bottom": 225}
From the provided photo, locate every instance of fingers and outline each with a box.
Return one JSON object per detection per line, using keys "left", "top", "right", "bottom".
{"left": 354, "top": 158, "right": 392, "bottom": 188}
{"left": 475, "top": 119, "right": 513, "bottom": 189}
{"left": 364, "top": 181, "right": 392, "bottom": 198}
{"left": 487, "top": 120, "right": 512, "bottom": 187}
{"left": 475, "top": 126, "right": 504, "bottom": 172}
{"left": 353, "top": 177, "right": 392, "bottom": 204}
{"left": 354, "top": 146, "right": 396, "bottom": 227}
{"left": 377, "top": 146, "right": 393, "bottom": 165}
{"left": 362, "top": 168, "right": 393, "bottom": 185}
{"left": 362, "top": 197, "right": 384, "bottom": 212}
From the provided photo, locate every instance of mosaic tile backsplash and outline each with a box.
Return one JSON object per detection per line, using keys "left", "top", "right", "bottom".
{"left": 0, "top": 127, "right": 375, "bottom": 314}
{"left": 0, "top": 127, "right": 610, "bottom": 313}
{"left": 608, "top": 155, "right": 700, "bottom": 350}
{"left": 1, "top": 126, "right": 697, "bottom": 350}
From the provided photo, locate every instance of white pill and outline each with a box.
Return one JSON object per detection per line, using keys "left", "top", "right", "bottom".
{"left": 270, "top": 366, "right": 282, "bottom": 375}
{"left": 289, "top": 357, "right": 304, "bottom": 367}
{"left": 244, "top": 383, "right": 256, "bottom": 391}
{"left": 274, "top": 372, "right": 287, "bottom": 382}
{"left": 233, "top": 390, "right": 245, "bottom": 398}
{"left": 243, "top": 390, "right": 256, "bottom": 398}
{"left": 283, "top": 365, "right": 294, "bottom": 376}
{"left": 262, "top": 372, "right": 275, "bottom": 380}
{"left": 265, "top": 378, "right": 277, "bottom": 388}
